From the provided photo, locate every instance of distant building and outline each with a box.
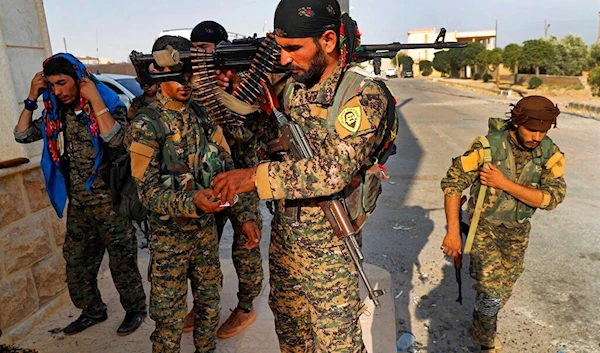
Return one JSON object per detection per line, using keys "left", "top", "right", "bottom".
{"left": 77, "top": 56, "right": 114, "bottom": 65}
{"left": 405, "top": 28, "right": 497, "bottom": 63}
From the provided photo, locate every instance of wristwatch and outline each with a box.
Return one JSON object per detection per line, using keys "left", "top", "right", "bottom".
{"left": 24, "top": 98, "right": 38, "bottom": 111}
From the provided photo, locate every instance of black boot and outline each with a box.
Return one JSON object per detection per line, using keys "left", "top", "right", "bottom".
{"left": 116, "top": 311, "right": 146, "bottom": 336}
{"left": 63, "top": 312, "right": 108, "bottom": 335}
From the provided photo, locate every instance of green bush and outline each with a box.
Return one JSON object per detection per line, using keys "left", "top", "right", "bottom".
{"left": 422, "top": 68, "right": 433, "bottom": 76}
{"left": 588, "top": 66, "right": 600, "bottom": 95}
{"left": 472, "top": 72, "right": 482, "bottom": 80}
{"left": 482, "top": 73, "right": 492, "bottom": 83}
{"left": 528, "top": 76, "right": 543, "bottom": 89}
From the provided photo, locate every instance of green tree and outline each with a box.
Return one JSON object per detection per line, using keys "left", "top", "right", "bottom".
{"left": 503, "top": 43, "right": 523, "bottom": 84}
{"left": 419, "top": 60, "right": 433, "bottom": 76}
{"left": 460, "top": 42, "right": 486, "bottom": 76}
{"left": 547, "top": 35, "right": 590, "bottom": 76}
{"left": 521, "top": 39, "right": 557, "bottom": 76}
{"left": 590, "top": 43, "right": 600, "bottom": 66}
{"left": 396, "top": 54, "right": 414, "bottom": 71}
{"left": 433, "top": 49, "right": 462, "bottom": 77}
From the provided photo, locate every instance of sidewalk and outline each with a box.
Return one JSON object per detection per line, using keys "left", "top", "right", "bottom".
{"left": 11, "top": 249, "right": 396, "bottom": 353}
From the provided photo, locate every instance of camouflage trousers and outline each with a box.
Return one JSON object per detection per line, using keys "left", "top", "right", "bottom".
{"left": 215, "top": 205, "right": 264, "bottom": 311}
{"left": 63, "top": 202, "right": 146, "bottom": 317}
{"left": 149, "top": 216, "right": 222, "bottom": 353}
{"left": 469, "top": 219, "right": 531, "bottom": 347}
{"left": 269, "top": 207, "right": 366, "bottom": 353}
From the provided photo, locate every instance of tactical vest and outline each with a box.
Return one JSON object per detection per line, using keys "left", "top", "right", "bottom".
{"left": 282, "top": 67, "right": 398, "bottom": 229}
{"left": 469, "top": 128, "right": 554, "bottom": 227}
{"left": 136, "top": 102, "right": 224, "bottom": 195}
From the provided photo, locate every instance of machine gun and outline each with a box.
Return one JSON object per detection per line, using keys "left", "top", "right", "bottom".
{"left": 129, "top": 28, "right": 465, "bottom": 87}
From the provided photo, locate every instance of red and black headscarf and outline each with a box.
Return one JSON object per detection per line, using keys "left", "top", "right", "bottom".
{"left": 273, "top": 0, "right": 361, "bottom": 67}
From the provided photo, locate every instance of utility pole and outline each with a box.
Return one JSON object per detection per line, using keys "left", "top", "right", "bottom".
{"left": 63, "top": 37, "right": 67, "bottom": 52}
{"left": 544, "top": 20, "right": 550, "bottom": 39}
{"left": 597, "top": 12, "right": 600, "bottom": 43}
{"left": 494, "top": 19, "right": 498, "bottom": 48}
{"left": 337, "top": 0, "right": 350, "bottom": 14}
{"left": 96, "top": 29, "right": 99, "bottom": 65}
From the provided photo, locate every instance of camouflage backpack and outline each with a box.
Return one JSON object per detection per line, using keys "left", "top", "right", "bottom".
{"left": 332, "top": 68, "right": 398, "bottom": 228}
{"left": 107, "top": 106, "right": 176, "bottom": 222}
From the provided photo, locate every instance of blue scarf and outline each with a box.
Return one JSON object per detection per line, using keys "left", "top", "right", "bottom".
{"left": 41, "top": 53, "right": 125, "bottom": 218}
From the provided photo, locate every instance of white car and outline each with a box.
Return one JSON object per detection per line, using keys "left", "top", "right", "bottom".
{"left": 95, "top": 73, "right": 143, "bottom": 109}
{"left": 385, "top": 68, "right": 398, "bottom": 78}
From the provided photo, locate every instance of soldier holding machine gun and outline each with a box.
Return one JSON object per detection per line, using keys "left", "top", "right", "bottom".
{"left": 211, "top": 0, "right": 394, "bottom": 351}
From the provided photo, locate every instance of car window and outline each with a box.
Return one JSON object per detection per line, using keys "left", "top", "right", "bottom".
{"left": 102, "top": 81, "right": 124, "bottom": 95}
{"left": 116, "top": 78, "right": 144, "bottom": 97}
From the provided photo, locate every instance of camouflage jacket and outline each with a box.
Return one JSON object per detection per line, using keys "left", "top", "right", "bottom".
{"left": 441, "top": 132, "right": 567, "bottom": 226}
{"left": 254, "top": 64, "right": 388, "bottom": 201}
{"left": 126, "top": 93, "right": 256, "bottom": 223}
{"left": 127, "top": 94, "right": 157, "bottom": 121}
{"left": 14, "top": 105, "right": 127, "bottom": 207}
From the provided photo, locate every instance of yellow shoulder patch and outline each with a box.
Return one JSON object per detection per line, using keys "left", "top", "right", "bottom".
{"left": 338, "top": 106, "right": 362, "bottom": 133}
{"left": 334, "top": 97, "right": 372, "bottom": 139}
{"left": 460, "top": 149, "right": 485, "bottom": 172}
{"left": 210, "top": 126, "right": 231, "bottom": 155}
{"left": 545, "top": 151, "right": 565, "bottom": 178}
{"left": 130, "top": 142, "right": 155, "bottom": 180}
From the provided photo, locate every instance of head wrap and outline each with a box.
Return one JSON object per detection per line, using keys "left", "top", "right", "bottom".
{"left": 41, "top": 53, "right": 125, "bottom": 218}
{"left": 510, "top": 95, "right": 560, "bottom": 131}
{"left": 273, "top": 0, "right": 361, "bottom": 67}
{"left": 190, "top": 20, "right": 228, "bottom": 44}
{"left": 274, "top": 0, "right": 341, "bottom": 38}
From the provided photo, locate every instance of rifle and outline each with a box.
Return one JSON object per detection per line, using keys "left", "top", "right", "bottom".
{"left": 258, "top": 78, "right": 385, "bottom": 307}
{"left": 129, "top": 28, "right": 466, "bottom": 87}
{"left": 455, "top": 195, "right": 469, "bottom": 305}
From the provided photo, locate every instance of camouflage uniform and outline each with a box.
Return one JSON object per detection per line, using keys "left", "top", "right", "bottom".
{"left": 128, "top": 94, "right": 157, "bottom": 121}
{"left": 14, "top": 106, "right": 146, "bottom": 319}
{"left": 215, "top": 126, "right": 264, "bottom": 311}
{"left": 441, "top": 133, "right": 566, "bottom": 347}
{"left": 253, "top": 64, "right": 388, "bottom": 353}
{"left": 126, "top": 93, "right": 256, "bottom": 353}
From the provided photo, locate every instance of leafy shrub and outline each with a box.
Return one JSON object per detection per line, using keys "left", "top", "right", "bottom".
{"left": 588, "top": 66, "right": 600, "bottom": 95}
{"left": 472, "top": 72, "right": 482, "bottom": 80}
{"left": 482, "top": 73, "right": 492, "bottom": 82}
{"left": 528, "top": 76, "right": 543, "bottom": 89}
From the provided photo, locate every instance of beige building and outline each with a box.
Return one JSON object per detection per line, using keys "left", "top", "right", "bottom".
{"left": 0, "top": 0, "right": 69, "bottom": 345}
{"left": 405, "top": 27, "right": 497, "bottom": 63}
{"left": 77, "top": 56, "right": 114, "bottom": 66}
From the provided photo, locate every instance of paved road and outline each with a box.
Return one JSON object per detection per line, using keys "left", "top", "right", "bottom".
{"left": 362, "top": 78, "right": 600, "bottom": 352}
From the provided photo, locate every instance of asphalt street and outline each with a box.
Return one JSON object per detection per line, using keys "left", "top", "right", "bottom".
{"left": 356, "top": 78, "right": 600, "bottom": 352}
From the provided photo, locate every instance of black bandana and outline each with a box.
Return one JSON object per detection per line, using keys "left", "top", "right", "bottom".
{"left": 190, "top": 20, "right": 228, "bottom": 44}
{"left": 273, "top": 0, "right": 341, "bottom": 38}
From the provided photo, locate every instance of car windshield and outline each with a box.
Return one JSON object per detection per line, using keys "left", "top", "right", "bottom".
{"left": 116, "top": 78, "right": 143, "bottom": 97}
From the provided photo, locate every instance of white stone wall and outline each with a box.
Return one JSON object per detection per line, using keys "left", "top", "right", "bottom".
{"left": 0, "top": 0, "right": 67, "bottom": 344}
{"left": 0, "top": 0, "right": 52, "bottom": 161}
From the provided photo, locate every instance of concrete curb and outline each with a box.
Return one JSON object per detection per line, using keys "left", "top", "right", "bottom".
{"left": 436, "top": 79, "right": 600, "bottom": 122}
{"left": 565, "top": 102, "right": 600, "bottom": 121}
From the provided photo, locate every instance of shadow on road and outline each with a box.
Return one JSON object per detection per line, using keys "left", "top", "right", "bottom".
{"left": 364, "top": 99, "right": 435, "bottom": 346}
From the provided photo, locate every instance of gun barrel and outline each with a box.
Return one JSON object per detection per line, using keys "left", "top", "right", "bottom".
{"left": 343, "top": 236, "right": 384, "bottom": 307}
